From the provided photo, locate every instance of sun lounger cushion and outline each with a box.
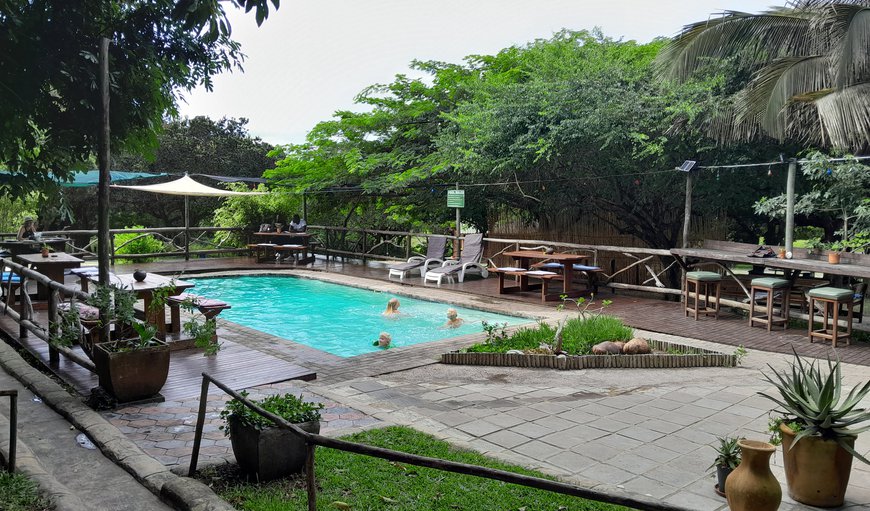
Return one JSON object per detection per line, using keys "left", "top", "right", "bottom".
{"left": 1, "top": 272, "right": 20, "bottom": 284}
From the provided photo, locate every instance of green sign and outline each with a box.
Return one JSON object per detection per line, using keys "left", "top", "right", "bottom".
{"left": 447, "top": 189, "right": 465, "bottom": 208}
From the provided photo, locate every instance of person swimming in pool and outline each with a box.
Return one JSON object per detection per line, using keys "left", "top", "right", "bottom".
{"left": 372, "top": 332, "right": 392, "bottom": 348}
{"left": 383, "top": 298, "right": 401, "bottom": 316}
{"left": 443, "top": 308, "right": 464, "bottom": 329}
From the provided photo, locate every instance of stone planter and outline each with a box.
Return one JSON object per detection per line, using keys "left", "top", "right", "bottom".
{"left": 441, "top": 339, "right": 736, "bottom": 370}
{"left": 780, "top": 423, "right": 855, "bottom": 507}
{"left": 93, "top": 339, "right": 170, "bottom": 403}
{"left": 229, "top": 417, "right": 320, "bottom": 481}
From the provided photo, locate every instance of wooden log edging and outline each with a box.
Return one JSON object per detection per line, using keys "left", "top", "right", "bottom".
{"left": 440, "top": 339, "right": 736, "bottom": 370}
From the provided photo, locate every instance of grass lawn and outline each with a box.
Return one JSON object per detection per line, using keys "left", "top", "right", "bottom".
{"left": 198, "top": 426, "right": 632, "bottom": 510}
{"left": 0, "top": 472, "right": 52, "bottom": 511}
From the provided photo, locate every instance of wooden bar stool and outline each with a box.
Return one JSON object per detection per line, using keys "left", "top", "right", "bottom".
{"left": 807, "top": 287, "right": 854, "bottom": 348}
{"left": 684, "top": 271, "right": 722, "bottom": 320}
{"left": 749, "top": 277, "right": 791, "bottom": 331}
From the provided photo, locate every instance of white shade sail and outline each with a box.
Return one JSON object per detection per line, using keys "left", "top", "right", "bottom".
{"left": 110, "top": 174, "right": 266, "bottom": 196}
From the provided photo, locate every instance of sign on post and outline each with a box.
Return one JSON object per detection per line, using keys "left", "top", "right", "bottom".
{"left": 447, "top": 189, "right": 465, "bottom": 208}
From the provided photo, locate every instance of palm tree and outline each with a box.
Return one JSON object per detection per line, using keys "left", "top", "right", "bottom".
{"left": 657, "top": 1, "right": 870, "bottom": 152}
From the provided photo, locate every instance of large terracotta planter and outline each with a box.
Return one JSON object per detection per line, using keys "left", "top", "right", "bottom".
{"left": 780, "top": 423, "right": 855, "bottom": 507}
{"left": 229, "top": 417, "right": 319, "bottom": 481}
{"left": 93, "top": 339, "right": 170, "bottom": 403}
{"left": 726, "top": 439, "right": 781, "bottom": 511}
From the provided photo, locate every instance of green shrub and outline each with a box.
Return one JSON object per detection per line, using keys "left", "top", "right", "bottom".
{"left": 113, "top": 226, "right": 165, "bottom": 263}
{"left": 465, "top": 315, "right": 633, "bottom": 355}
{"left": 220, "top": 391, "right": 324, "bottom": 434}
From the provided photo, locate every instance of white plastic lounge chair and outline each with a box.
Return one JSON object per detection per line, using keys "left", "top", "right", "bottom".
{"left": 388, "top": 236, "right": 447, "bottom": 280}
{"left": 424, "top": 233, "right": 489, "bottom": 285}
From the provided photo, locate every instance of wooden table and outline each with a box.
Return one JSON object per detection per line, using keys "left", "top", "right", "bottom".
{"left": 672, "top": 248, "right": 870, "bottom": 277}
{"left": 252, "top": 231, "right": 312, "bottom": 263}
{"left": 498, "top": 251, "right": 595, "bottom": 301}
{"left": 1, "top": 238, "right": 69, "bottom": 256}
{"left": 670, "top": 247, "right": 870, "bottom": 299}
{"left": 83, "top": 273, "right": 195, "bottom": 335}
{"left": 15, "top": 252, "right": 83, "bottom": 300}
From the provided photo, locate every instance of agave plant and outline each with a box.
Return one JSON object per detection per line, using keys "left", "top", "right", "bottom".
{"left": 708, "top": 436, "right": 742, "bottom": 472}
{"left": 758, "top": 351, "right": 870, "bottom": 464}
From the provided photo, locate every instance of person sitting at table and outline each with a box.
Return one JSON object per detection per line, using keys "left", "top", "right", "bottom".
{"left": 288, "top": 214, "right": 307, "bottom": 232}
{"left": 17, "top": 217, "right": 37, "bottom": 241}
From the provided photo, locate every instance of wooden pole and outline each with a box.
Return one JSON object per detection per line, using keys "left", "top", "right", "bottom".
{"left": 184, "top": 195, "right": 190, "bottom": 261}
{"left": 97, "top": 37, "right": 111, "bottom": 287}
{"left": 455, "top": 182, "right": 461, "bottom": 258}
{"left": 785, "top": 159, "right": 797, "bottom": 254}
{"left": 681, "top": 171, "right": 694, "bottom": 248}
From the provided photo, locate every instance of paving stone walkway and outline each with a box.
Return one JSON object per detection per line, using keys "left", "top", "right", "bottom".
{"left": 311, "top": 333, "right": 870, "bottom": 511}
{"left": 87, "top": 270, "right": 870, "bottom": 510}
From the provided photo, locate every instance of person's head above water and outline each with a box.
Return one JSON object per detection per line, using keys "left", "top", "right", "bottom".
{"left": 384, "top": 298, "right": 400, "bottom": 314}
{"left": 446, "top": 308, "right": 458, "bottom": 320}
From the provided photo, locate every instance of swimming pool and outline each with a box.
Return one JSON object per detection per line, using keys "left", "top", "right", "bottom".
{"left": 188, "top": 275, "right": 529, "bottom": 357}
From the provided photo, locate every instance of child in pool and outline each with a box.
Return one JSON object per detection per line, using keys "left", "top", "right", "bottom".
{"left": 372, "top": 332, "right": 392, "bottom": 348}
{"left": 443, "top": 308, "right": 464, "bottom": 328}
{"left": 383, "top": 298, "right": 401, "bottom": 316}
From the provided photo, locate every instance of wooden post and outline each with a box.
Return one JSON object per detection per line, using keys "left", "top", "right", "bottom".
{"left": 785, "top": 159, "right": 797, "bottom": 254}
{"left": 454, "top": 182, "right": 461, "bottom": 258}
{"left": 184, "top": 195, "right": 190, "bottom": 261}
{"left": 97, "top": 37, "right": 112, "bottom": 344}
{"left": 306, "top": 444, "right": 317, "bottom": 511}
{"left": 187, "top": 375, "right": 211, "bottom": 477}
{"left": 682, "top": 171, "right": 694, "bottom": 249}
{"left": 47, "top": 290, "right": 59, "bottom": 365}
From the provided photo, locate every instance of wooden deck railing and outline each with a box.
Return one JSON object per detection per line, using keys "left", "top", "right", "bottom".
{"left": 189, "top": 373, "right": 693, "bottom": 511}
{"left": 4, "top": 225, "right": 685, "bottom": 294}
{"left": 0, "top": 258, "right": 95, "bottom": 372}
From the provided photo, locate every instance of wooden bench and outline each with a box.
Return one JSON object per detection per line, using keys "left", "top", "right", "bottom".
{"left": 489, "top": 268, "right": 566, "bottom": 302}
{"left": 166, "top": 293, "right": 231, "bottom": 346}
{"left": 273, "top": 244, "right": 308, "bottom": 263}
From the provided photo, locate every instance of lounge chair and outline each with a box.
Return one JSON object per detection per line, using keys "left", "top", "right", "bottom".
{"left": 424, "top": 233, "right": 489, "bottom": 285}
{"left": 388, "top": 236, "right": 447, "bottom": 280}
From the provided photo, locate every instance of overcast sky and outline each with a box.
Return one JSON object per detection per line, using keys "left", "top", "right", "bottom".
{"left": 177, "top": 0, "right": 779, "bottom": 146}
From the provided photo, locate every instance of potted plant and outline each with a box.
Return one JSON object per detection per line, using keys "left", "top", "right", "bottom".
{"left": 824, "top": 241, "right": 844, "bottom": 264}
{"left": 86, "top": 284, "right": 170, "bottom": 403}
{"left": 709, "top": 436, "right": 741, "bottom": 497}
{"left": 220, "top": 391, "right": 324, "bottom": 481}
{"left": 760, "top": 352, "right": 870, "bottom": 507}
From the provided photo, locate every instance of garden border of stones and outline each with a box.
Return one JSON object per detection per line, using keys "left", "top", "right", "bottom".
{"left": 440, "top": 339, "right": 737, "bottom": 369}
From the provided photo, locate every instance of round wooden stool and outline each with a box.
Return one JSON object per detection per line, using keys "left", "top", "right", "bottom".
{"left": 684, "top": 271, "right": 722, "bottom": 320}
{"left": 749, "top": 277, "right": 791, "bottom": 331}
{"left": 807, "top": 287, "right": 854, "bottom": 347}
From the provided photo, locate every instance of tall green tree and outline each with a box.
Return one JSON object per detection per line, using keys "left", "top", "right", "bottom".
{"left": 61, "top": 116, "right": 274, "bottom": 229}
{"left": 0, "top": 0, "right": 279, "bottom": 195}
{"left": 656, "top": 0, "right": 870, "bottom": 151}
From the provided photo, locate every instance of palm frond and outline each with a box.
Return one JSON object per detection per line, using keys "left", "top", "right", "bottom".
{"left": 814, "top": 81, "right": 870, "bottom": 149}
{"left": 825, "top": 5, "right": 870, "bottom": 87}
{"left": 732, "top": 55, "right": 831, "bottom": 140}
{"left": 656, "top": 9, "right": 814, "bottom": 82}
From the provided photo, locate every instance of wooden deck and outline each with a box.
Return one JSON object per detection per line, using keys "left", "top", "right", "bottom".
{"left": 1, "top": 253, "right": 868, "bottom": 403}
{"left": 0, "top": 307, "right": 315, "bottom": 401}
{"left": 105, "top": 254, "right": 870, "bottom": 361}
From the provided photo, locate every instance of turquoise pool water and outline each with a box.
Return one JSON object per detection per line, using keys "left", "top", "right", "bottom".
{"left": 188, "top": 275, "right": 529, "bottom": 357}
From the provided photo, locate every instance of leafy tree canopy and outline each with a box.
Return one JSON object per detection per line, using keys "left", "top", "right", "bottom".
{"left": 0, "top": 0, "right": 279, "bottom": 196}
{"left": 62, "top": 116, "right": 274, "bottom": 229}
{"left": 267, "top": 30, "right": 790, "bottom": 247}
